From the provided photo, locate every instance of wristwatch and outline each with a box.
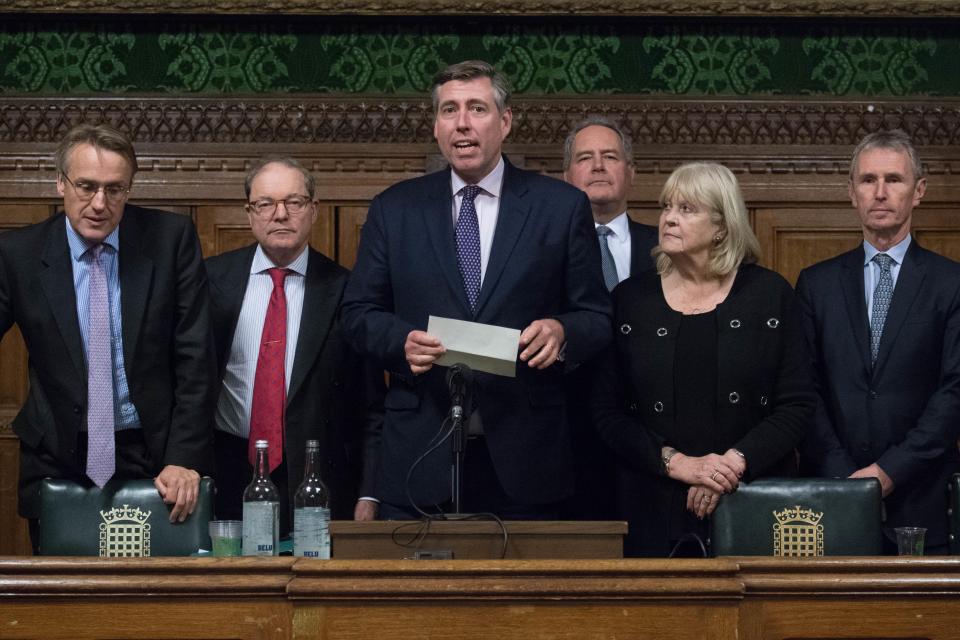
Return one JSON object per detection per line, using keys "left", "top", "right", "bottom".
{"left": 661, "top": 446, "right": 679, "bottom": 475}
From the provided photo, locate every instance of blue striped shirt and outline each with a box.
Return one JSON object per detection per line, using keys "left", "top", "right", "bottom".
{"left": 65, "top": 218, "right": 141, "bottom": 431}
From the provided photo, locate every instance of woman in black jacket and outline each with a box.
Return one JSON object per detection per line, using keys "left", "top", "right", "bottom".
{"left": 591, "top": 162, "right": 814, "bottom": 557}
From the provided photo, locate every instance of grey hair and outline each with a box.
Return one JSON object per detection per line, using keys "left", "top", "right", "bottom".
{"left": 431, "top": 60, "right": 511, "bottom": 115}
{"left": 244, "top": 155, "right": 316, "bottom": 200}
{"left": 562, "top": 116, "right": 634, "bottom": 171}
{"left": 55, "top": 123, "right": 138, "bottom": 178}
{"left": 849, "top": 129, "right": 923, "bottom": 182}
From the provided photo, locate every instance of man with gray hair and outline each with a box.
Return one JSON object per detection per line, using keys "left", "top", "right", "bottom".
{"left": 206, "top": 156, "right": 382, "bottom": 535}
{"left": 797, "top": 129, "right": 960, "bottom": 553}
{"left": 563, "top": 116, "right": 658, "bottom": 288}
{"left": 341, "top": 60, "right": 610, "bottom": 519}
{"left": 0, "top": 123, "right": 215, "bottom": 551}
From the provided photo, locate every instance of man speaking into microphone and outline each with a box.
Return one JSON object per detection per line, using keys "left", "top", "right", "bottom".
{"left": 340, "top": 60, "right": 611, "bottom": 519}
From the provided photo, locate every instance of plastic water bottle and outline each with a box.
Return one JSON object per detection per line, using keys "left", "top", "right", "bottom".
{"left": 242, "top": 439, "right": 279, "bottom": 556}
{"left": 293, "top": 439, "right": 331, "bottom": 558}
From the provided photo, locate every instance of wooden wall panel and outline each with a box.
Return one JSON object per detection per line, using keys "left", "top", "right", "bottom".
{"left": 337, "top": 206, "right": 369, "bottom": 270}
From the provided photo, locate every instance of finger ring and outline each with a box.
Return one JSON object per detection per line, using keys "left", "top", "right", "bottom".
{"left": 711, "top": 471, "right": 720, "bottom": 482}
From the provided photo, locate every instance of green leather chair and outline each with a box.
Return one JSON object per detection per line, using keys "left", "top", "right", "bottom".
{"left": 949, "top": 473, "right": 960, "bottom": 555}
{"left": 39, "top": 477, "right": 214, "bottom": 556}
{"left": 710, "top": 478, "right": 882, "bottom": 556}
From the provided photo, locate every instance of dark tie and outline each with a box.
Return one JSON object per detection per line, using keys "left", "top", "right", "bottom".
{"left": 870, "top": 253, "right": 894, "bottom": 364}
{"left": 249, "top": 268, "right": 290, "bottom": 472}
{"left": 86, "top": 244, "right": 115, "bottom": 488}
{"left": 456, "top": 185, "right": 483, "bottom": 310}
{"left": 596, "top": 225, "right": 619, "bottom": 291}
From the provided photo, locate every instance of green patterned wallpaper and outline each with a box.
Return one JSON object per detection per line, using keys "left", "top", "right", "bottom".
{"left": 0, "top": 16, "right": 954, "bottom": 96}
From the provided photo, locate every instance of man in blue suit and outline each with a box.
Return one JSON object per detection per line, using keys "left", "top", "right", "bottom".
{"left": 340, "top": 60, "right": 611, "bottom": 519}
{"left": 797, "top": 130, "right": 960, "bottom": 554}
{"left": 561, "top": 116, "right": 658, "bottom": 519}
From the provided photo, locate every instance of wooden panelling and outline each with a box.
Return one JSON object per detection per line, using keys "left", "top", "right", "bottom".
{"left": 2, "top": 558, "right": 960, "bottom": 639}
{"left": 337, "top": 206, "right": 369, "bottom": 270}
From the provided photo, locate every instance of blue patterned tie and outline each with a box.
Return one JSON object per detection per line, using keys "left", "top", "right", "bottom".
{"left": 86, "top": 244, "right": 115, "bottom": 487}
{"left": 456, "top": 185, "right": 483, "bottom": 310}
{"left": 596, "top": 225, "right": 619, "bottom": 291}
{"left": 870, "top": 253, "right": 894, "bottom": 364}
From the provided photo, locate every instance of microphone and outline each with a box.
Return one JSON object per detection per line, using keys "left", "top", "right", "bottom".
{"left": 445, "top": 363, "right": 473, "bottom": 421}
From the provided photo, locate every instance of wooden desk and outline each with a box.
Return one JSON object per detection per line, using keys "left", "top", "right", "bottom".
{"left": 329, "top": 520, "right": 627, "bottom": 559}
{"left": 2, "top": 557, "right": 959, "bottom": 639}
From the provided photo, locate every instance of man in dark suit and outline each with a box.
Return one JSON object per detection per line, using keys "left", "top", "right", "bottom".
{"left": 340, "top": 60, "right": 611, "bottom": 519}
{"left": 563, "top": 116, "right": 658, "bottom": 284}
{"left": 0, "top": 124, "right": 215, "bottom": 551}
{"left": 561, "top": 116, "right": 659, "bottom": 519}
{"left": 207, "top": 156, "right": 381, "bottom": 535}
{"left": 797, "top": 129, "right": 960, "bottom": 554}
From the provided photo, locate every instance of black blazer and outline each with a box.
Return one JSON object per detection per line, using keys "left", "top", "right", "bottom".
{"left": 340, "top": 157, "right": 612, "bottom": 507}
{"left": 592, "top": 264, "right": 814, "bottom": 555}
{"left": 0, "top": 206, "right": 216, "bottom": 518}
{"left": 627, "top": 218, "right": 658, "bottom": 276}
{"left": 796, "top": 239, "right": 960, "bottom": 547}
{"left": 206, "top": 244, "right": 381, "bottom": 519}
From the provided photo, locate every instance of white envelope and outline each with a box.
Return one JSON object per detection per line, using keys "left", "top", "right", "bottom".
{"left": 427, "top": 315, "right": 521, "bottom": 378}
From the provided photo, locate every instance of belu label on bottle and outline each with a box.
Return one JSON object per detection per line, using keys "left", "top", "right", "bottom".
{"left": 242, "top": 501, "right": 279, "bottom": 556}
{"left": 294, "top": 506, "right": 331, "bottom": 559}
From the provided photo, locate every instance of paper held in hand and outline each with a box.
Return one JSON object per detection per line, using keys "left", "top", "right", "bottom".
{"left": 427, "top": 315, "right": 521, "bottom": 378}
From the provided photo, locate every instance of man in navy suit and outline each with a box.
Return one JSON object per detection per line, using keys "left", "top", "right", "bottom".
{"left": 561, "top": 117, "right": 658, "bottom": 519}
{"left": 797, "top": 130, "right": 960, "bottom": 553}
{"left": 340, "top": 60, "right": 611, "bottom": 519}
{"left": 563, "top": 116, "right": 658, "bottom": 284}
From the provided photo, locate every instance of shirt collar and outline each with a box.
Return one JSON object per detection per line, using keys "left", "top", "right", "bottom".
{"left": 595, "top": 211, "right": 630, "bottom": 242}
{"left": 65, "top": 216, "right": 119, "bottom": 261}
{"left": 863, "top": 234, "right": 911, "bottom": 267}
{"left": 451, "top": 156, "right": 505, "bottom": 199}
{"left": 251, "top": 244, "right": 309, "bottom": 276}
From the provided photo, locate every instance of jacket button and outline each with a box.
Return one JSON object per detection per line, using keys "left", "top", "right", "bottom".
{"left": 869, "top": 390, "right": 878, "bottom": 399}
{"left": 653, "top": 401, "right": 664, "bottom": 413}
{"left": 628, "top": 402, "right": 638, "bottom": 413}
{"left": 760, "top": 395, "right": 768, "bottom": 406}
{"left": 730, "top": 319, "right": 741, "bottom": 328}
{"left": 766, "top": 317, "right": 780, "bottom": 329}
{"left": 656, "top": 327, "right": 667, "bottom": 337}
{"left": 728, "top": 392, "right": 740, "bottom": 404}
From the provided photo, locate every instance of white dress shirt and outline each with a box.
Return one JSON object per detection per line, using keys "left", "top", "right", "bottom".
{"left": 215, "top": 245, "right": 308, "bottom": 438}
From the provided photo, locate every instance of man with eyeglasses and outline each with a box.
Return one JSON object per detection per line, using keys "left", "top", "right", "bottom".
{"left": 0, "top": 123, "right": 215, "bottom": 552}
{"left": 205, "top": 156, "right": 383, "bottom": 535}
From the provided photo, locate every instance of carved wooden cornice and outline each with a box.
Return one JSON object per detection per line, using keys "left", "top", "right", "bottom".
{"left": 4, "top": 97, "right": 960, "bottom": 148}
{"left": 3, "top": 0, "right": 959, "bottom": 16}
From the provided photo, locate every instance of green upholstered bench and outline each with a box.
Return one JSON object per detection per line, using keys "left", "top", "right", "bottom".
{"left": 39, "top": 477, "right": 214, "bottom": 556}
{"left": 710, "top": 478, "right": 882, "bottom": 556}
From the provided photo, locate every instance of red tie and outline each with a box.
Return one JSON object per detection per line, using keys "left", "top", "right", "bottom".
{"left": 249, "top": 268, "right": 290, "bottom": 472}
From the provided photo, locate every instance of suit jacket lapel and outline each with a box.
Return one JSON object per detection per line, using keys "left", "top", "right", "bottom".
{"left": 873, "top": 240, "right": 926, "bottom": 377}
{"left": 38, "top": 216, "right": 86, "bottom": 380}
{"left": 629, "top": 219, "right": 644, "bottom": 277}
{"left": 839, "top": 247, "right": 872, "bottom": 374}
{"left": 423, "top": 170, "right": 472, "bottom": 315}
{"left": 288, "top": 249, "right": 341, "bottom": 403}
{"left": 118, "top": 208, "right": 155, "bottom": 366}
{"left": 215, "top": 245, "right": 256, "bottom": 376}
{"left": 474, "top": 159, "right": 530, "bottom": 316}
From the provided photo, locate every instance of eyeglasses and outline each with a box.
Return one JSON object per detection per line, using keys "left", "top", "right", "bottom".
{"left": 246, "top": 196, "right": 313, "bottom": 218}
{"left": 62, "top": 175, "right": 130, "bottom": 203}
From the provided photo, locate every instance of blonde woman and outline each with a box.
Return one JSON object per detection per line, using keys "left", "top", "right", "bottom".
{"left": 591, "top": 162, "right": 814, "bottom": 557}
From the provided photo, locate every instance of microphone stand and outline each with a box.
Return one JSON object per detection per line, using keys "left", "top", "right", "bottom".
{"left": 446, "top": 363, "right": 472, "bottom": 515}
